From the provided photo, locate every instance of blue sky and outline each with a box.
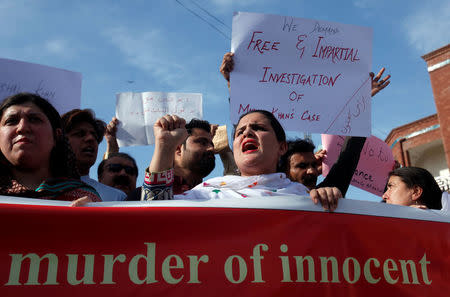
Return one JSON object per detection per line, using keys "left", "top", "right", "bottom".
{"left": 1, "top": 0, "right": 449, "bottom": 201}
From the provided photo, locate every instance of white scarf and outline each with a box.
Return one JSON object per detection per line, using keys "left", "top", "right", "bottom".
{"left": 174, "top": 173, "right": 309, "bottom": 200}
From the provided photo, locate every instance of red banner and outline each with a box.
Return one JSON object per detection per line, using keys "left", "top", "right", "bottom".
{"left": 0, "top": 201, "right": 449, "bottom": 296}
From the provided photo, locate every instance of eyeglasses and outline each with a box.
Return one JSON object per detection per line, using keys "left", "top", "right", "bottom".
{"left": 106, "top": 163, "right": 137, "bottom": 175}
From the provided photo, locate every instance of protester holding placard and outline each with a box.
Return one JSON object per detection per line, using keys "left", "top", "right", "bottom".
{"left": 0, "top": 93, "right": 100, "bottom": 204}
{"left": 220, "top": 53, "right": 391, "bottom": 197}
{"left": 62, "top": 109, "right": 127, "bottom": 201}
{"left": 382, "top": 167, "right": 442, "bottom": 210}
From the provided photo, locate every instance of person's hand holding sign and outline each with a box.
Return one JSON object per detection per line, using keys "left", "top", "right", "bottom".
{"left": 314, "top": 148, "right": 327, "bottom": 175}
{"left": 103, "top": 117, "right": 120, "bottom": 159}
{"left": 220, "top": 52, "right": 234, "bottom": 89}
{"left": 370, "top": 67, "right": 391, "bottom": 97}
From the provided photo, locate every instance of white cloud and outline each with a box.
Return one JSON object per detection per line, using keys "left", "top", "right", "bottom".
{"left": 403, "top": 2, "right": 450, "bottom": 53}
{"left": 103, "top": 26, "right": 187, "bottom": 87}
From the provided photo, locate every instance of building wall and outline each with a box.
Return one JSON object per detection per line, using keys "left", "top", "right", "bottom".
{"left": 422, "top": 44, "right": 450, "bottom": 169}
{"left": 385, "top": 114, "right": 440, "bottom": 167}
{"left": 412, "top": 140, "right": 447, "bottom": 176}
{"left": 383, "top": 45, "right": 449, "bottom": 192}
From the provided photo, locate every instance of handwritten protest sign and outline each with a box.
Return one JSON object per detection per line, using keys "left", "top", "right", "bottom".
{"left": 230, "top": 12, "right": 372, "bottom": 136}
{"left": 0, "top": 58, "right": 81, "bottom": 113}
{"left": 321, "top": 134, "right": 395, "bottom": 196}
{"left": 115, "top": 92, "right": 202, "bottom": 147}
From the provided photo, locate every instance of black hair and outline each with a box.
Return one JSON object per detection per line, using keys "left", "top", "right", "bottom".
{"left": 0, "top": 92, "right": 79, "bottom": 178}
{"left": 185, "top": 118, "right": 211, "bottom": 135}
{"left": 388, "top": 167, "right": 442, "bottom": 209}
{"left": 279, "top": 138, "right": 316, "bottom": 173}
{"left": 233, "top": 109, "right": 286, "bottom": 143}
{"left": 182, "top": 118, "right": 211, "bottom": 148}
{"left": 97, "top": 152, "right": 138, "bottom": 179}
{"left": 61, "top": 109, "right": 105, "bottom": 143}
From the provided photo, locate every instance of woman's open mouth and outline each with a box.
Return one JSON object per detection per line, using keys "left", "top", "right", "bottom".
{"left": 242, "top": 140, "right": 259, "bottom": 154}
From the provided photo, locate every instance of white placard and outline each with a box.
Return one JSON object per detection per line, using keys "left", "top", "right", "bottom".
{"left": 115, "top": 92, "right": 202, "bottom": 147}
{"left": 230, "top": 12, "right": 372, "bottom": 136}
{"left": 0, "top": 58, "right": 81, "bottom": 114}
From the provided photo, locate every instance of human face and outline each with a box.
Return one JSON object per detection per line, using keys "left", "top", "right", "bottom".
{"left": 180, "top": 128, "right": 215, "bottom": 178}
{"left": 287, "top": 152, "right": 319, "bottom": 190}
{"left": 233, "top": 112, "right": 287, "bottom": 176}
{"left": 382, "top": 176, "right": 415, "bottom": 206}
{"left": 99, "top": 156, "right": 137, "bottom": 195}
{"left": 66, "top": 122, "right": 98, "bottom": 175}
{"left": 0, "top": 102, "right": 55, "bottom": 170}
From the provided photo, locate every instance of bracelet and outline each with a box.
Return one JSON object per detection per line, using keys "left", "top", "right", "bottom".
{"left": 144, "top": 168, "right": 174, "bottom": 185}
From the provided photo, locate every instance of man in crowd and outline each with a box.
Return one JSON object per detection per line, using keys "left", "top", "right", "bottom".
{"left": 62, "top": 109, "right": 127, "bottom": 201}
{"left": 98, "top": 152, "right": 138, "bottom": 196}
{"left": 280, "top": 137, "right": 366, "bottom": 196}
{"left": 128, "top": 115, "right": 215, "bottom": 201}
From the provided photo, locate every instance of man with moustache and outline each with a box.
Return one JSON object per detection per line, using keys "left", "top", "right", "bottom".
{"left": 98, "top": 152, "right": 138, "bottom": 196}
{"left": 62, "top": 109, "right": 127, "bottom": 201}
{"left": 280, "top": 137, "right": 366, "bottom": 196}
{"left": 127, "top": 116, "right": 215, "bottom": 201}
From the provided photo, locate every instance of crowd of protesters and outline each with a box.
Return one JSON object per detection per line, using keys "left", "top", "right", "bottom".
{"left": 0, "top": 53, "right": 447, "bottom": 213}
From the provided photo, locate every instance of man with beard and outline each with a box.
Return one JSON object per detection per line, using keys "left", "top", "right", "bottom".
{"left": 128, "top": 115, "right": 215, "bottom": 201}
{"left": 279, "top": 137, "right": 366, "bottom": 196}
{"left": 98, "top": 152, "right": 138, "bottom": 196}
{"left": 62, "top": 109, "right": 127, "bottom": 201}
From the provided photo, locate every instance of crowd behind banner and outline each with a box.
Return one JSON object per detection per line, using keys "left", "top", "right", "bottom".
{"left": 0, "top": 52, "right": 447, "bottom": 214}
{"left": 0, "top": 11, "right": 448, "bottom": 297}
